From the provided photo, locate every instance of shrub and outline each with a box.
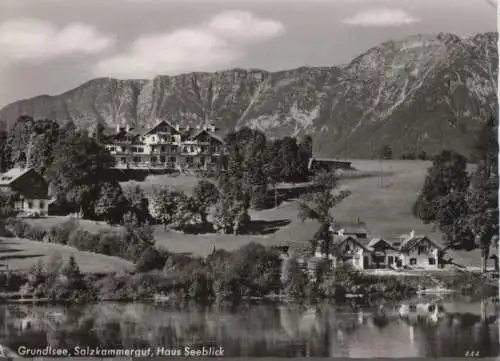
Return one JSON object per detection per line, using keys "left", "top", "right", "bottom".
{"left": 96, "top": 232, "right": 123, "bottom": 256}
{"left": 68, "top": 229, "right": 99, "bottom": 251}
{"left": 6, "top": 218, "right": 31, "bottom": 238}
{"left": 49, "top": 218, "right": 78, "bottom": 245}
{"left": 25, "top": 226, "right": 47, "bottom": 242}
{"left": 135, "top": 247, "right": 167, "bottom": 272}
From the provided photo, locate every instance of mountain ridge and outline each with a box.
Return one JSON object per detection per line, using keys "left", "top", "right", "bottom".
{"left": 0, "top": 31, "right": 497, "bottom": 158}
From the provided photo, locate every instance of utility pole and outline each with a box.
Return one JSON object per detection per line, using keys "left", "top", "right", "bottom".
{"left": 379, "top": 157, "right": 384, "bottom": 188}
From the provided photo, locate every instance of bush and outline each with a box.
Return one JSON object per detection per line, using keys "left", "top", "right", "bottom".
{"left": 6, "top": 218, "right": 31, "bottom": 238}
{"left": 96, "top": 232, "right": 123, "bottom": 256}
{"left": 135, "top": 247, "right": 167, "bottom": 272}
{"left": 25, "top": 226, "right": 47, "bottom": 242}
{"left": 68, "top": 229, "right": 99, "bottom": 251}
{"left": 48, "top": 218, "right": 78, "bottom": 245}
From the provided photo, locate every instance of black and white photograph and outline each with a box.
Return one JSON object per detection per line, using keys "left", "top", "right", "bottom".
{"left": 0, "top": 0, "right": 498, "bottom": 358}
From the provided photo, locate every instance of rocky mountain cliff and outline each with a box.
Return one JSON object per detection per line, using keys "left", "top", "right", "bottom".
{"left": 0, "top": 32, "right": 497, "bottom": 158}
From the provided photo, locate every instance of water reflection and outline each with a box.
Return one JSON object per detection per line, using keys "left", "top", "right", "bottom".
{"left": 0, "top": 297, "right": 498, "bottom": 358}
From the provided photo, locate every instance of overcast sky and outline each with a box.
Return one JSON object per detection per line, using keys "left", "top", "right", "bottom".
{"left": 0, "top": 0, "right": 497, "bottom": 108}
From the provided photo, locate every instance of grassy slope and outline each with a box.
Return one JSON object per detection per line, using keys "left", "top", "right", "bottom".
{"left": 1, "top": 217, "right": 132, "bottom": 273}
{"left": 2, "top": 160, "right": 485, "bottom": 269}
{"left": 0, "top": 238, "right": 133, "bottom": 273}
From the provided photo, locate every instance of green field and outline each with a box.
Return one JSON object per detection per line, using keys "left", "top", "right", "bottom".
{"left": 0, "top": 237, "right": 133, "bottom": 273}
{"left": 0, "top": 159, "right": 487, "bottom": 270}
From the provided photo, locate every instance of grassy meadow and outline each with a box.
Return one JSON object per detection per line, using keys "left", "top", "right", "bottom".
{"left": 1, "top": 159, "right": 486, "bottom": 271}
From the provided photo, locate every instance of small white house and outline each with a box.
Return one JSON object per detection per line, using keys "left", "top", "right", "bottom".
{"left": 398, "top": 232, "right": 443, "bottom": 269}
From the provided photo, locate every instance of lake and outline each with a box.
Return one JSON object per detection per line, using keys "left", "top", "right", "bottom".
{"left": 0, "top": 296, "right": 498, "bottom": 358}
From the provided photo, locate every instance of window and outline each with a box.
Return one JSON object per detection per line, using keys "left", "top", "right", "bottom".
{"left": 409, "top": 305, "right": 417, "bottom": 312}
{"left": 428, "top": 258, "right": 436, "bottom": 265}
{"left": 418, "top": 246, "right": 426, "bottom": 255}
{"left": 39, "top": 200, "right": 45, "bottom": 209}
{"left": 410, "top": 258, "right": 417, "bottom": 265}
{"left": 27, "top": 201, "right": 33, "bottom": 209}
{"left": 388, "top": 256, "right": 394, "bottom": 265}
{"left": 428, "top": 305, "right": 436, "bottom": 312}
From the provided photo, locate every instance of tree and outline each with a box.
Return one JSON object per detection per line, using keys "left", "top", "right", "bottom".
{"left": 298, "top": 171, "right": 351, "bottom": 255}
{"left": 5, "top": 115, "right": 36, "bottom": 167}
{"left": 468, "top": 167, "right": 498, "bottom": 272}
{"left": 94, "top": 182, "right": 128, "bottom": 224}
{"left": 0, "top": 190, "right": 17, "bottom": 235}
{"left": 264, "top": 140, "right": 284, "bottom": 208}
{"left": 417, "top": 150, "right": 429, "bottom": 161}
{"left": 282, "top": 257, "right": 308, "bottom": 299}
{"left": 413, "top": 150, "right": 470, "bottom": 223}
{"left": 47, "top": 128, "right": 115, "bottom": 218}
{"left": 152, "top": 186, "right": 194, "bottom": 230}
{"left": 298, "top": 134, "right": 313, "bottom": 178}
{"left": 226, "top": 128, "right": 268, "bottom": 209}
{"left": 379, "top": 145, "right": 393, "bottom": 160}
{"left": 123, "top": 186, "right": 151, "bottom": 226}
{"left": 429, "top": 117, "right": 499, "bottom": 272}
{"left": 280, "top": 137, "right": 301, "bottom": 183}
{"left": 192, "top": 180, "right": 220, "bottom": 227}
{"left": 229, "top": 242, "right": 282, "bottom": 297}
{"left": 136, "top": 246, "right": 166, "bottom": 272}
{"left": 213, "top": 137, "right": 251, "bottom": 234}
{"left": 0, "top": 129, "right": 9, "bottom": 172}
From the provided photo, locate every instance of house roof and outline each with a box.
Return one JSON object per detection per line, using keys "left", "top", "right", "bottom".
{"left": 128, "top": 126, "right": 149, "bottom": 136}
{"left": 0, "top": 168, "right": 32, "bottom": 186}
{"left": 333, "top": 234, "right": 371, "bottom": 251}
{"left": 144, "top": 120, "right": 179, "bottom": 136}
{"left": 367, "top": 238, "right": 398, "bottom": 251}
{"left": 400, "top": 235, "right": 443, "bottom": 252}
{"left": 188, "top": 128, "right": 225, "bottom": 144}
{"left": 331, "top": 221, "right": 368, "bottom": 235}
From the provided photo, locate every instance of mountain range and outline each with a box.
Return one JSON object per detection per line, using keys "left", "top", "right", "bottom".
{"left": 0, "top": 32, "right": 497, "bottom": 158}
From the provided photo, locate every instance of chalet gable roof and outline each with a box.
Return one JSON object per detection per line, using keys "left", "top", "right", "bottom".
{"left": 330, "top": 221, "right": 368, "bottom": 235}
{"left": 0, "top": 167, "right": 33, "bottom": 186}
{"left": 367, "top": 238, "right": 398, "bottom": 251}
{"left": 333, "top": 235, "right": 371, "bottom": 251}
{"left": 399, "top": 235, "right": 443, "bottom": 252}
{"left": 189, "top": 129, "right": 225, "bottom": 144}
{"left": 144, "top": 120, "right": 180, "bottom": 136}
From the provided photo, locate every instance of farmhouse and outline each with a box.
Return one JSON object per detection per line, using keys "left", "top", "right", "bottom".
{"left": 0, "top": 167, "right": 50, "bottom": 216}
{"left": 279, "top": 225, "right": 446, "bottom": 272}
{"left": 102, "top": 120, "right": 226, "bottom": 170}
{"left": 398, "top": 231, "right": 443, "bottom": 269}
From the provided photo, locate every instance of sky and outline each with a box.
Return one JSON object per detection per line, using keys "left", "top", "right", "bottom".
{"left": 0, "top": 0, "right": 497, "bottom": 108}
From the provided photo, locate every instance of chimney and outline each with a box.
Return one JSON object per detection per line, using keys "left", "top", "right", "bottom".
{"left": 175, "top": 125, "right": 180, "bottom": 131}
{"left": 409, "top": 230, "right": 415, "bottom": 238}
{"left": 126, "top": 125, "right": 130, "bottom": 132}
{"left": 116, "top": 124, "right": 120, "bottom": 133}
{"left": 196, "top": 125, "right": 201, "bottom": 130}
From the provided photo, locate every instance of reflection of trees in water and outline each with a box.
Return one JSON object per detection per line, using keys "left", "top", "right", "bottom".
{"left": 1, "top": 299, "right": 499, "bottom": 357}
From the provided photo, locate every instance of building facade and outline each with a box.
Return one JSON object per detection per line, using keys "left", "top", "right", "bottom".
{"left": 280, "top": 226, "right": 445, "bottom": 272}
{"left": 103, "top": 120, "right": 226, "bottom": 170}
{"left": 0, "top": 168, "right": 50, "bottom": 216}
{"left": 331, "top": 230, "right": 444, "bottom": 270}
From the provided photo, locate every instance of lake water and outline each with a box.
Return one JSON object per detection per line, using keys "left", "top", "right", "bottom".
{"left": 0, "top": 297, "right": 498, "bottom": 358}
